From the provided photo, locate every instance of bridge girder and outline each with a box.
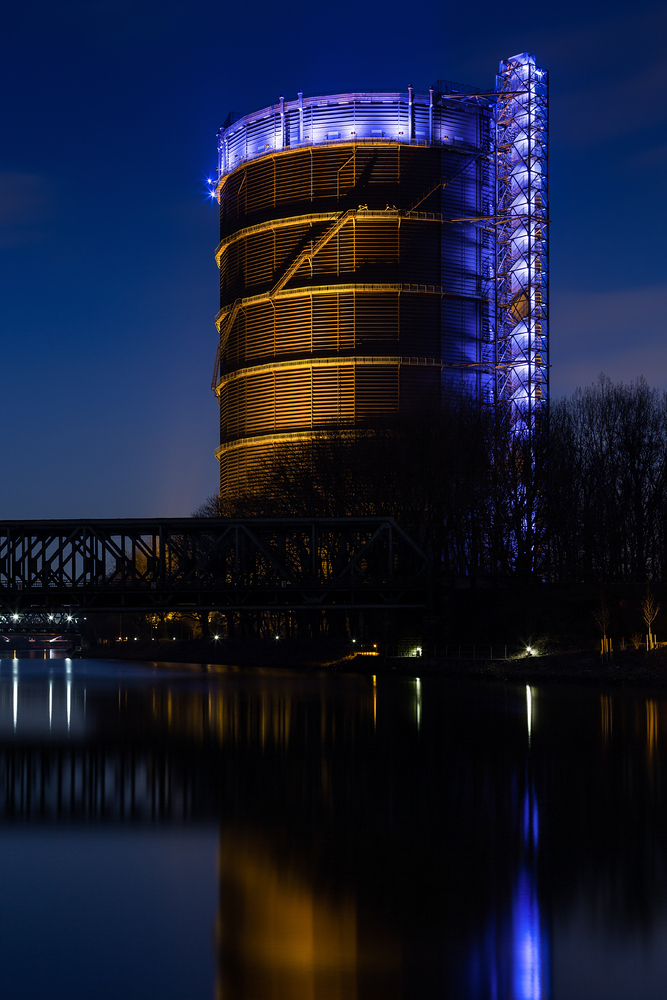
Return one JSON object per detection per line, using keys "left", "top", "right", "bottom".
{"left": 0, "top": 517, "right": 431, "bottom": 613}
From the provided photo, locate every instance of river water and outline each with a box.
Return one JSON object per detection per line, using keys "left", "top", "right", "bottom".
{"left": 0, "top": 657, "right": 665, "bottom": 999}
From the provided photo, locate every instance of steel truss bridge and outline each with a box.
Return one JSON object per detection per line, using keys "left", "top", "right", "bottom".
{"left": 0, "top": 517, "right": 430, "bottom": 614}
{"left": 0, "top": 612, "right": 82, "bottom": 643}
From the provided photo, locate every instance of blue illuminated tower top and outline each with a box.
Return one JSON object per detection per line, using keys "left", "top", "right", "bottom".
{"left": 217, "top": 85, "right": 491, "bottom": 178}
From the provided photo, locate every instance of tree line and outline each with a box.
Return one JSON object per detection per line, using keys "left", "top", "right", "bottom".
{"left": 196, "top": 374, "right": 667, "bottom": 586}
{"left": 547, "top": 375, "right": 667, "bottom": 583}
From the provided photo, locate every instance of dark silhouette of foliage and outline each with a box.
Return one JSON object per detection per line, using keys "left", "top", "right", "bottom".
{"left": 192, "top": 494, "right": 226, "bottom": 518}
{"left": 546, "top": 375, "right": 667, "bottom": 583}
{"left": 198, "top": 394, "right": 545, "bottom": 581}
{"left": 198, "top": 374, "right": 667, "bottom": 588}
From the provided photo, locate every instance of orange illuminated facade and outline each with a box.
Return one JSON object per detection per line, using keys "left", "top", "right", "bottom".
{"left": 213, "top": 86, "right": 495, "bottom": 501}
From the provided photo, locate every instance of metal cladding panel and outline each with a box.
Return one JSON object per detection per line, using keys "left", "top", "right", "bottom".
{"left": 398, "top": 221, "right": 441, "bottom": 285}
{"left": 219, "top": 144, "right": 447, "bottom": 238}
{"left": 440, "top": 297, "right": 486, "bottom": 397}
{"left": 312, "top": 365, "right": 355, "bottom": 425}
{"left": 355, "top": 295, "right": 399, "bottom": 344}
{"left": 399, "top": 294, "right": 441, "bottom": 357}
{"left": 220, "top": 361, "right": 395, "bottom": 443}
{"left": 399, "top": 363, "right": 442, "bottom": 405}
{"left": 220, "top": 289, "right": 450, "bottom": 373}
{"left": 355, "top": 366, "right": 399, "bottom": 422}
{"left": 311, "top": 293, "right": 356, "bottom": 352}
{"left": 275, "top": 369, "right": 312, "bottom": 429}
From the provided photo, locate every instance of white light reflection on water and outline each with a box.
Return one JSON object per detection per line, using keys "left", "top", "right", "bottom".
{"left": 527, "top": 684, "right": 533, "bottom": 746}
{"left": 66, "top": 660, "right": 72, "bottom": 732}
{"left": 415, "top": 677, "right": 421, "bottom": 731}
{"left": 12, "top": 661, "right": 18, "bottom": 732}
{"left": 49, "top": 677, "right": 53, "bottom": 729}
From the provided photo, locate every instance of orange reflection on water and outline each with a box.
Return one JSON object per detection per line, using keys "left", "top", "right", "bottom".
{"left": 646, "top": 698, "right": 658, "bottom": 765}
{"left": 151, "top": 676, "right": 373, "bottom": 750}
{"left": 217, "top": 829, "right": 400, "bottom": 1000}
{"left": 152, "top": 687, "right": 294, "bottom": 749}
{"left": 600, "top": 694, "right": 612, "bottom": 744}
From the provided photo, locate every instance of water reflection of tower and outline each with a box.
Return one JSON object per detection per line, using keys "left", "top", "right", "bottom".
{"left": 468, "top": 684, "right": 550, "bottom": 999}
{"left": 209, "top": 676, "right": 397, "bottom": 999}
{"left": 512, "top": 686, "right": 550, "bottom": 1000}
{"left": 215, "top": 827, "right": 401, "bottom": 1000}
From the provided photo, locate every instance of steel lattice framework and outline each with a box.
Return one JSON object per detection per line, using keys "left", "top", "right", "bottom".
{"left": 0, "top": 517, "right": 430, "bottom": 613}
{"left": 493, "top": 52, "right": 549, "bottom": 436}
{"left": 0, "top": 611, "right": 82, "bottom": 635}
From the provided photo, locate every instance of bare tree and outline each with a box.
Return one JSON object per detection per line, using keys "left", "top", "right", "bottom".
{"left": 546, "top": 376, "right": 667, "bottom": 584}
{"left": 192, "top": 494, "right": 226, "bottom": 517}
{"left": 641, "top": 588, "right": 660, "bottom": 643}
{"left": 593, "top": 597, "right": 610, "bottom": 642}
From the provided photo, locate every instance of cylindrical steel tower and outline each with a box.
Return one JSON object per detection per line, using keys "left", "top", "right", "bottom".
{"left": 212, "top": 76, "right": 534, "bottom": 501}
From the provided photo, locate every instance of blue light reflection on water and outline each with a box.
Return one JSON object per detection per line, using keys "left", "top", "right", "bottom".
{"left": 467, "top": 782, "right": 549, "bottom": 1000}
{"left": 467, "top": 684, "right": 548, "bottom": 999}
{"left": 513, "top": 864, "right": 548, "bottom": 1000}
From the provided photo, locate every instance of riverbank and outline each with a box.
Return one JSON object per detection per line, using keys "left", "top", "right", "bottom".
{"left": 83, "top": 637, "right": 360, "bottom": 670}
{"left": 422, "top": 648, "right": 667, "bottom": 687}
{"left": 80, "top": 637, "right": 667, "bottom": 685}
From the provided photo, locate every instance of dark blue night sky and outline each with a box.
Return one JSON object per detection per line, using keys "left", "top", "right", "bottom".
{"left": 1, "top": 0, "right": 665, "bottom": 518}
